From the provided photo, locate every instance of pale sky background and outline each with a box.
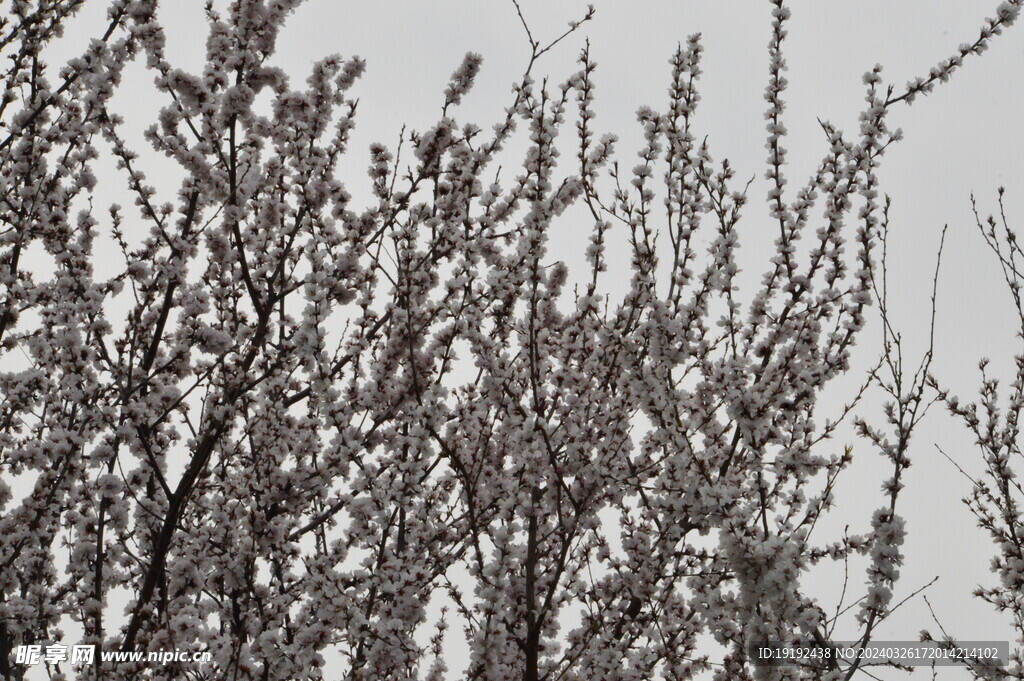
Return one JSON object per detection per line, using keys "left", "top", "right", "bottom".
{"left": 26, "top": 1, "right": 1024, "bottom": 678}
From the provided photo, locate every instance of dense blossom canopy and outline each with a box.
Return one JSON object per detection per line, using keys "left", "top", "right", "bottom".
{"left": 0, "top": 1, "right": 1021, "bottom": 680}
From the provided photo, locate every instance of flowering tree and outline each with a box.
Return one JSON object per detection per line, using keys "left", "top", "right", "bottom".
{"left": 932, "top": 190, "right": 1024, "bottom": 680}
{"left": 0, "top": 1, "right": 1021, "bottom": 680}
